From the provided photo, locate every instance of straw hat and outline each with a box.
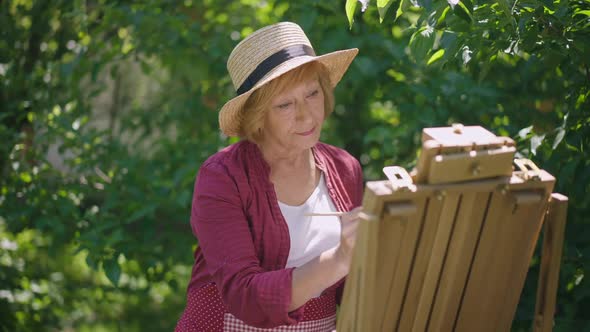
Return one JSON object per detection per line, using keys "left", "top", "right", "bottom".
{"left": 219, "top": 22, "right": 359, "bottom": 137}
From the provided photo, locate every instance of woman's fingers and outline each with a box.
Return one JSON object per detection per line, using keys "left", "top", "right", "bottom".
{"left": 336, "top": 208, "right": 366, "bottom": 268}
{"left": 340, "top": 206, "right": 363, "bottom": 223}
{"left": 340, "top": 207, "right": 363, "bottom": 249}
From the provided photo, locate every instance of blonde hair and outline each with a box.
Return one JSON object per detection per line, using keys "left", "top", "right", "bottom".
{"left": 238, "top": 61, "right": 335, "bottom": 143}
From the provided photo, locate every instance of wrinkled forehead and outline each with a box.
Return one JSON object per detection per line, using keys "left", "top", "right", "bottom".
{"left": 271, "top": 79, "right": 321, "bottom": 104}
{"left": 269, "top": 62, "right": 321, "bottom": 95}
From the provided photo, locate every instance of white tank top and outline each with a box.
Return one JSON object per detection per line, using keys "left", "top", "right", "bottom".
{"left": 278, "top": 173, "right": 341, "bottom": 270}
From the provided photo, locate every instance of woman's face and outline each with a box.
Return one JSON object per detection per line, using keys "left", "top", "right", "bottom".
{"left": 262, "top": 77, "right": 325, "bottom": 153}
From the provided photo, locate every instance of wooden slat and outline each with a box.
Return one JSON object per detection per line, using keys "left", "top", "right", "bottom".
{"left": 397, "top": 197, "right": 444, "bottom": 332}
{"left": 337, "top": 187, "right": 385, "bottom": 332}
{"left": 410, "top": 192, "right": 461, "bottom": 332}
{"left": 337, "top": 224, "right": 363, "bottom": 332}
{"left": 484, "top": 199, "right": 538, "bottom": 332}
{"left": 533, "top": 193, "right": 568, "bottom": 332}
{"left": 455, "top": 188, "right": 549, "bottom": 332}
{"left": 379, "top": 198, "right": 427, "bottom": 331}
{"left": 357, "top": 195, "right": 384, "bottom": 331}
{"left": 426, "top": 191, "right": 490, "bottom": 331}
{"left": 337, "top": 207, "right": 363, "bottom": 331}
{"left": 373, "top": 210, "right": 406, "bottom": 330}
{"left": 454, "top": 189, "right": 513, "bottom": 332}
{"left": 495, "top": 191, "right": 552, "bottom": 331}
{"left": 353, "top": 213, "right": 376, "bottom": 331}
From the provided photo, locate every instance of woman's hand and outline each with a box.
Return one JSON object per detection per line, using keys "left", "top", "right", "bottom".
{"left": 335, "top": 206, "right": 364, "bottom": 272}
{"left": 290, "top": 206, "right": 369, "bottom": 310}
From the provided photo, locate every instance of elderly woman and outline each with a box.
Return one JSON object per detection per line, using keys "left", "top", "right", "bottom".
{"left": 176, "top": 22, "right": 363, "bottom": 331}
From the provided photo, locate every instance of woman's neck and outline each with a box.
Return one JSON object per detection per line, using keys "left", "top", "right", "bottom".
{"left": 258, "top": 142, "right": 320, "bottom": 205}
{"left": 258, "top": 142, "right": 315, "bottom": 173}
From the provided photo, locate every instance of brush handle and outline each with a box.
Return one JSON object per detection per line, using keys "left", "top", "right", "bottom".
{"left": 305, "top": 211, "right": 376, "bottom": 221}
{"left": 304, "top": 212, "right": 346, "bottom": 217}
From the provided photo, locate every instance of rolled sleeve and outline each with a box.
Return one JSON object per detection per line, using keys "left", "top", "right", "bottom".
{"left": 191, "top": 162, "right": 304, "bottom": 328}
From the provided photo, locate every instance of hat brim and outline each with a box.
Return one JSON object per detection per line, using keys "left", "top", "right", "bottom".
{"left": 219, "top": 48, "right": 359, "bottom": 137}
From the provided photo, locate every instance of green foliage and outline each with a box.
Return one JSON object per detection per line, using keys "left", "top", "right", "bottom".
{"left": 1, "top": 0, "right": 588, "bottom": 330}
{"left": 1, "top": 0, "right": 218, "bottom": 330}
{"left": 351, "top": 0, "right": 590, "bottom": 330}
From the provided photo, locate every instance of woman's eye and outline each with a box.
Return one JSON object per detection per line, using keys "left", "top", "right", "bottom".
{"left": 277, "top": 102, "right": 292, "bottom": 110}
{"left": 307, "top": 89, "right": 319, "bottom": 98}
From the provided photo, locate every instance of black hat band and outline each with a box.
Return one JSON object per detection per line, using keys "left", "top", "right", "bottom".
{"left": 236, "top": 44, "right": 316, "bottom": 95}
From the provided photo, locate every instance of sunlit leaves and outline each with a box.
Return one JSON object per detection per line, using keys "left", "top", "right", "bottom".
{"left": 386, "top": 68, "right": 406, "bottom": 81}
{"left": 343, "top": 3, "right": 590, "bottom": 328}
{"left": 453, "top": 1, "right": 473, "bottom": 23}
{"left": 409, "top": 25, "right": 435, "bottom": 63}
{"left": 345, "top": 0, "right": 358, "bottom": 28}
{"left": 19, "top": 172, "right": 32, "bottom": 183}
{"left": 377, "top": 0, "right": 396, "bottom": 23}
{"left": 427, "top": 49, "right": 445, "bottom": 65}
{"left": 1, "top": 1, "right": 219, "bottom": 329}
{"left": 395, "top": 0, "right": 410, "bottom": 21}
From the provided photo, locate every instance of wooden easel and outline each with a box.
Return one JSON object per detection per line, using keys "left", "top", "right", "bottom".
{"left": 337, "top": 125, "right": 567, "bottom": 332}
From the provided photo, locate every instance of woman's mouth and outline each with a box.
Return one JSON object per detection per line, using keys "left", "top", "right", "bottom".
{"left": 295, "top": 126, "right": 316, "bottom": 136}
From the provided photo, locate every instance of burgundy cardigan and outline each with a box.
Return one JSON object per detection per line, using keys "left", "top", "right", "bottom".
{"left": 177, "top": 140, "right": 364, "bottom": 329}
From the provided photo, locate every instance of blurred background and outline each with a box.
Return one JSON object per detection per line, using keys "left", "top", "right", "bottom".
{"left": 1, "top": 0, "right": 588, "bottom": 331}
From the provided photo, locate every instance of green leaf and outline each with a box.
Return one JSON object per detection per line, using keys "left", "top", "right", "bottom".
{"left": 552, "top": 127, "right": 565, "bottom": 150}
{"left": 107, "top": 229, "right": 124, "bottom": 246}
{"left": 440, "top": 31, "right": 458, "bottom": 54}
{"left": 377, "top": 0, "right": 396, "bottom": 23}
{"left": 454, "top": 1, "right": 473, "bottom": 23}
{"left": 427, "top": 49, "right": 445, "bottom": 65}
{"left": 409, "top": 26, "right": 436, "bottom": 63}
{"left": 85, "top": 254, "right": 98, "bottom": 270}
{"left": 497, "top": 0, "right": 514, "bottom": 26}
{"left": 104, "top": 258, "right": 121, "bottom": 286}
{"left": 396, "top": 0, "right": 407, "bottom": 21}
{"left": 345, "top": 0, "right": 358, "bottom": 29}
{"left": 573, "top": 10, "right": 590, "bottom": 17}
{"left": 437, "top": 6, "right": 451, "bottom": 27}
{"left": 19, "top": 172, "right": 32, "bottom": 183}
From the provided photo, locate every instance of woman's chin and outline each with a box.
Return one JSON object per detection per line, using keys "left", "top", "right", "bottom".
{"left": 296, "top": 132, "right": 321, "bottom": 149}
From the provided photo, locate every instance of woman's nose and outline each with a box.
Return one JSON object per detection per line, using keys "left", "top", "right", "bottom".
{"left": 295, "top": 101, "right": 313, "bottom": 123}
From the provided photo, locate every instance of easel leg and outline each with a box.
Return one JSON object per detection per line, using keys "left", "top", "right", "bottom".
{"left": 533, "top": 193, "right": 568, "bottom": 332}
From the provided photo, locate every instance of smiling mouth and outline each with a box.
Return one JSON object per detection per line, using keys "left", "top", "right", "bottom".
{"left": 296, "top": 126, "right": 316, "bottom": 136}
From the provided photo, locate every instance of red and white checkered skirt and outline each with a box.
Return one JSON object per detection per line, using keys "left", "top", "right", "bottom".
{"left": 223, "top": 311, "right": 336, "bottom": 331}
{"left": 176, "top": 283, "right": 337, "bottom": 332}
